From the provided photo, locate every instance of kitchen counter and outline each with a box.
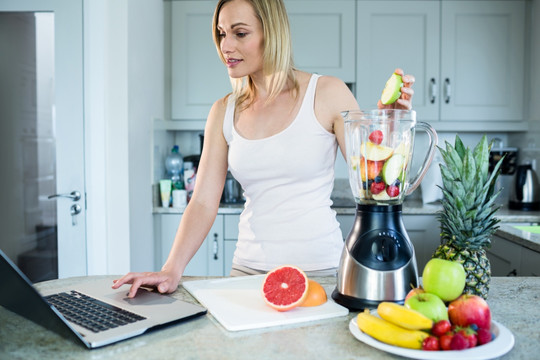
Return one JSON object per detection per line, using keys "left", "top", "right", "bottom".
{"left": 1, "top": 275, "right": 538, "bottom": 359}
{"left": 154, "top": 199, "right": 540, "bottom": 219}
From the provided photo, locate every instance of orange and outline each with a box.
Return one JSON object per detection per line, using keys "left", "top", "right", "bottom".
{"left": 300, "top": 280, "right": 327, "bottom": 307}
{"left": 261, "top": 265, "right": 309, "bottom": 312}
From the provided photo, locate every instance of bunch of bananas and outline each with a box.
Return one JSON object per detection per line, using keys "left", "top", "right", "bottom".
{"left": 357, "top": 302, "right": 433, "bottom": 349}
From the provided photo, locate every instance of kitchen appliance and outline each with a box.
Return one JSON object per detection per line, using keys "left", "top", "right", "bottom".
{"left": 489, "top": 138, "right": 518, "bottom": 205}
{"left": 332, "top": 109, "right": 438, "bottom": 310}
{"left": 509, "top": 163, "right": 540, "bottom": 211}
{"left": 222, "top": 171, "right": 244, "bottom": 204}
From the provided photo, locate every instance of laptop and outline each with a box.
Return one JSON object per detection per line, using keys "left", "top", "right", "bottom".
{"left": 0, "top": 249, "right": 206, "bottom": 349}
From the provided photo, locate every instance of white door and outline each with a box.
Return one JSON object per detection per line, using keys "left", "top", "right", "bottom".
{"left": 0, "top": 0, "right": 86, "bottom": 280}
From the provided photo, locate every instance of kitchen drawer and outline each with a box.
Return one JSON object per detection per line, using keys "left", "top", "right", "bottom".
{"left": 224, "top": 214, "right": 240, "bottom": 240}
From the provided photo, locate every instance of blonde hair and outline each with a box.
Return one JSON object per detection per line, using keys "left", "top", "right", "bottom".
{"left": 212, "top": 0, "right": 298, "bottom": 110}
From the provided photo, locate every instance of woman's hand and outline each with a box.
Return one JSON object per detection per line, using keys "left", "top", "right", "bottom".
{"left": 112, "top": 270, "right": 181, "bottom": 298}
{"left": 377, "top": 68, "right": 415, "bottom": 110}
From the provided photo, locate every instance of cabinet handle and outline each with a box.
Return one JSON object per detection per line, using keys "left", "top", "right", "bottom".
{"left": 444, "top": 78, "right": 451, "bottom": 104}
{"left": 213, "top": 233, "right": 218, "bottom": 260}
{"left": 429, "top": 78, "right": 436, "bottom": 104}
{"left": 507, "top": 269, "right": 517, "bottom": 276}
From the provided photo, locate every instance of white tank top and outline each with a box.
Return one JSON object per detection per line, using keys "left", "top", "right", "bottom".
{"left": 223, "top": 74, "right": 343, "bottom": 271}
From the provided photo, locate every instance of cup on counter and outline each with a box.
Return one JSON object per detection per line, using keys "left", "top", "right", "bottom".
{"left": 160, "top": 180, "right": 172, "bottom": 208}
{"left": 172, "top": 189, "right": 187, "bottom": 208}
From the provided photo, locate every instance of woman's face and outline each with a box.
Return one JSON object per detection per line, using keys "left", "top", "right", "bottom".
{"left": 217, "top": 0, "right": 264, "bottom": 79}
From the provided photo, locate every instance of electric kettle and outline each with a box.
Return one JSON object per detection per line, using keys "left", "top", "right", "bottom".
{"left": 509, "top": 164, "right": 540, "bottom": 211}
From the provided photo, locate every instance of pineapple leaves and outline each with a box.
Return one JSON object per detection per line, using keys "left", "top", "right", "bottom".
{"left": 436, "top": 134, "right": 504, "bottom": 252}
{"left": 473, "top": 135, "right": 490, "bottom": 183}
{"left": 454, "top": 135, "right": 466, "bottom": 159}
{"left": 462, "top": 149, "right": 476, "bottom": 193}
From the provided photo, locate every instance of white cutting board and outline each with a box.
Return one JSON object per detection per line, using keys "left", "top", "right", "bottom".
{"left": 183, "top": 275, "right": 349, "bottom": 331}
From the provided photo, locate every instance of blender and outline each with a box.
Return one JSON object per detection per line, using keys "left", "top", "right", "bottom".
{"left": 332, "top": 109, "right": 438, "bottom": 310}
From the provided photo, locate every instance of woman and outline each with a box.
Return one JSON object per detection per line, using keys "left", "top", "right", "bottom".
{"left": 114, "top": 0, "right": 414, "bottom": 297}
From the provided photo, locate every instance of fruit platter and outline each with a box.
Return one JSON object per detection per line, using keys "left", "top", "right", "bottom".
{"left": 347, "top": 259, "right": 515, "bottom": 359}
{"left": 349, "top": 316, "right": 514, "bottom": 360}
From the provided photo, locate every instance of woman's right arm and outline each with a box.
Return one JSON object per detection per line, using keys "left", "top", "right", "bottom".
{"left": 112, "top": 97, "right": 230, "bottom": 297}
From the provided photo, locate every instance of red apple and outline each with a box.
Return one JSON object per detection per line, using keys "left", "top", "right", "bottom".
{"left": 404, "top": 287, "right": 425, "bottom": 302}
{"left": 448, "top": 294, "right": 491, "bottom": 330}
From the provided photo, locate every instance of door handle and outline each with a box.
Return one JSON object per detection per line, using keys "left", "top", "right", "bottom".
{"left": 444, "top": 78, "right": 451, "bottom": 104}
{"left": 213, "top": 233, "right": 219, "bottom": 260}
{"left": 48, "top": 190, "right": 81, "bottom": 202}
{"left": 429, "top": 78, "right": 436, "bottom": 104}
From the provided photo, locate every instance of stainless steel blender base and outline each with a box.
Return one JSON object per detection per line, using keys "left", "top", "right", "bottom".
{"left": 332, "top": 245, "right": 418, "bottom": 310}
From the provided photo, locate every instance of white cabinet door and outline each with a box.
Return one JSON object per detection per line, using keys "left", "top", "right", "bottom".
{"left": 486, "top": 234, "right": 522, "bottom": 276}
{"left": 223, "top": 214, "right": 240, "bottom": 275}
{"left": 286, "top": 0, "right": 356, "bottom": 82}
{"left": 356, "top": 1, "right": 440, "bottom": 117}
{"left": 402, "top": 215, "right": 440, "bottom": 272}
{"left": 440, "top": 1, "right": 525, "bottom": 122}
{"left": 158, "top": 214, "right": 224, "bottom": 276}
{"left": 336, "top": 214, "right": 355, "bottom": 241}
{"left": 356, "top": 1, "right": 526, "bottom": 130}
{"left": 171, "top": 1, "right": 230, "bottom": 120}
{"left": 520, "top": 247, "right": 540, "bottom": 276}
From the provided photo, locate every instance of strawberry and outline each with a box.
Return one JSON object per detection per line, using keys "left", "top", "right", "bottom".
{"left": 450, "top": 332, "right": 469, "bottom": 350}
{"left": 370, "top": 180, "right": 386, "bottom": 195}
{"left": 440, "top": 332, "right": 453, "bottom": 351}
{"left": 422, "top": 336, "right": 440, "bottom": 351}
{"left": 458, "top": 327, "right": 478, "bottom": 348}
{"left": 477, "top": 328, "right": 494, "bottom": 345}
{"left": 368, "top": 130, "right": 383, "bottom": 145}
{"left": 386, "top": 184, "right": 400, "bottom": 197}
{"left": 431, "top": 320, "right": 452, "bottom": 337}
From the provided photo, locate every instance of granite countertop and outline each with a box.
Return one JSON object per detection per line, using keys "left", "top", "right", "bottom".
{"left": 0, "top": 275, "right": 538, "bottom": 359}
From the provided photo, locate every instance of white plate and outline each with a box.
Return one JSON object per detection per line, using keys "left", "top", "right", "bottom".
{"left": 349, "top": 314, "right": 515, "bottom": 360}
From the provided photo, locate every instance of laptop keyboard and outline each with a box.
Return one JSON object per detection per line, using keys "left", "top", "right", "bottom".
{"left": 45, "top": 291, "right": 146, "bottom": 333}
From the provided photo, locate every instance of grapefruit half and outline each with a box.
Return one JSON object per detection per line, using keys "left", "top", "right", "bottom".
{"left": 261, "top": 265, "right": 309, "bottom": 312}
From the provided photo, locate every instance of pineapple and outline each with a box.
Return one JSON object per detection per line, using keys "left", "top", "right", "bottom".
{"left": 432, "top": 135, "right": 504, "bottom": 300}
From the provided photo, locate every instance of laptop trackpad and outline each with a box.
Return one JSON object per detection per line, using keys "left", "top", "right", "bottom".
{"left": 106, "top": 288, "right": 177, "bottom": 306}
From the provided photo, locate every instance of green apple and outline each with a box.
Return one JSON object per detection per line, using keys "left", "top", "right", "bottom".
{"left": 360, "top": 142, "right": 393, "bottom": 161}
{"left": 405, "top": 292, "right": 449, "bottom": 322}
{"left": 381, "top": 73, "right": 403, "bottom": 105}
{"left": 382, "top": 154, "right": 405, "bottom": 185}
{"left": 422, "top": 258, "right": 466, "bottom": 302}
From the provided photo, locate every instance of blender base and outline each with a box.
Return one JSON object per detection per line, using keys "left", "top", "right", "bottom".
{"left": 331, "top": 289, "right": 404, "bottom": 311}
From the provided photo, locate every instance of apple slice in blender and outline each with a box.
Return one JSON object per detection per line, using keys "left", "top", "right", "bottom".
{"left": 382, "top": 154, "right": 405, "bottom": 185}
{"left": 380, "top": 73, "right": 403, "bottom": 105}
{"left": 361, "top": 142, "right": 394, "bottom": 161}
{"left": 372, "top": 191, "right": 391, "bottom": 201}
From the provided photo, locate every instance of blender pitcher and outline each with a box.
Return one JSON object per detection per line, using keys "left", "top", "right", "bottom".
{"left": 332, "top": 109, "right": 438, "bottom": 310}
{"left": 343, "top": 109, "right": 438, "bottom": 205}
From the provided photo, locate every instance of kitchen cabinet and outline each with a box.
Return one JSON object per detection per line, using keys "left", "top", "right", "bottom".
{"left": 156, "top": 213, "right": 224, "bottom": 276}
{"left": 285, "top": 0, "right": 356, "bottom": 83}
{"left": 155, "top": 213, "right": 239, "bottom": 276}
{"left": 336, "top": 214, "right": 440, "bottom": 271}
{"left": 171, "top": 1, "right": 230, "bottom": 122}
{"left": 356, "top": 0, "right": 526, "bottom": 131}
{"left": 223, "top": 214, "right": 240, "bottom": 276}
{"left": 170, "top": 0, "right": 356, "bottom": 124}
{"left": 487, "top": 234, "right": 522, "bottom": 276}
{"left": 520, "top": 247, "right": 540, "bottom": 276}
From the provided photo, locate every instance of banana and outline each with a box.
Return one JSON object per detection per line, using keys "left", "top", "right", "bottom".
{"left": 377, "top": 302, "right": 433, "bottom": 330}
{"left": 357, "top": 309, "right": 429, "bottom": 350}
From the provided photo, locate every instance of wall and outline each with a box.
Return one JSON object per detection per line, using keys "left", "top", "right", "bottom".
{"left": 509, "top": 0, "right": 540, "bottom": 170}
{"left": 85, "top": 0, "right": 165, "bottom": 274}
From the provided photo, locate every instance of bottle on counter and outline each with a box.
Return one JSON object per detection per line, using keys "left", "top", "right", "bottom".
{"left": 165, "top": 145, "right": 184, "bottom": 190}
{"left": 184, "top": 161, "right": 196, "bottom": 202}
